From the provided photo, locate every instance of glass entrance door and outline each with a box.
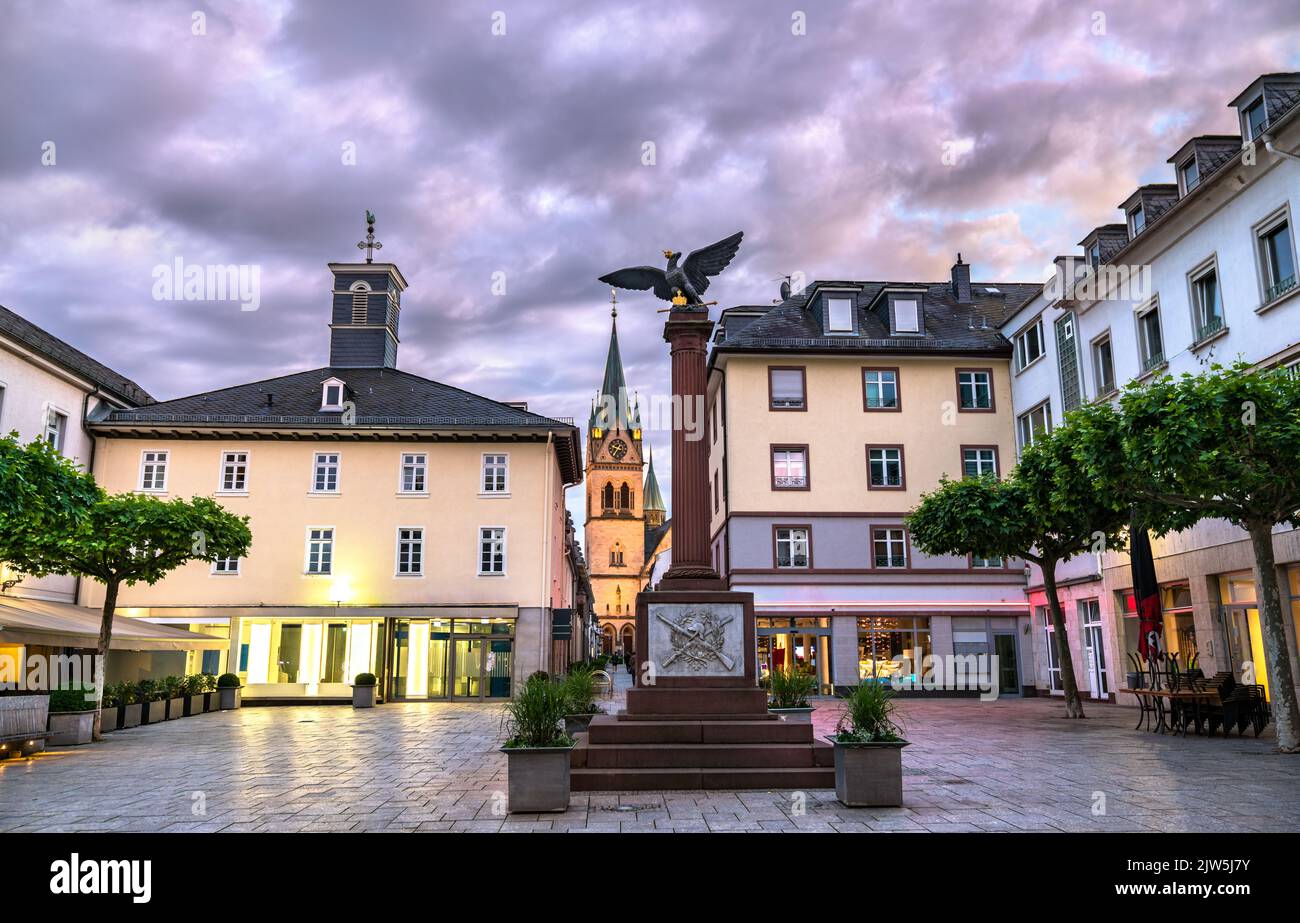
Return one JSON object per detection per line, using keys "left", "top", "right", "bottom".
{"left": 454, "top": 638, "right": 484, "bottom": 698}
{"left": 1080, "top": 600, "right": 1108, "bottom": 698}
{"left": 993, "top": 633, "right": 1019, "bottom": 696}
{"left": 389, "top": 618, "right": 451, "bottom": 700}
{"left": 1221, "top": 606, "right": 1269, "bottom": 700}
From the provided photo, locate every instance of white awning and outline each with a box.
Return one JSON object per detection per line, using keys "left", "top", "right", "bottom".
{"left": 0, "top": 598, "right": 226, "bottom": 651}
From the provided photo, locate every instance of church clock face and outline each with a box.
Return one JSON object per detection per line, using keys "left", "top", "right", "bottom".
{"left": 608, "top": 439, "right": 628, "bottom": 460}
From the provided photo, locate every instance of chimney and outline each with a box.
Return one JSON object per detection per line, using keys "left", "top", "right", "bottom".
{"left": 951, "top": 253, "right": 972, "bottom": 303}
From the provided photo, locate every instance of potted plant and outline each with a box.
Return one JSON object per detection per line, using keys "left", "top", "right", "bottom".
{"left": 216, "top": 672, "right": 242, "bottom": 710}
{"left": 500, "top": 674, "right": 575, "bottom": 813}
{"left": 768, "top": 667, "right": 817, "bottom": 723}
{"left": 161, "top": 675, "right": 185, "bottom": 720}
{"left": 351, "top": 672, "right": 378, "bottom": 708}
{"left": 100, "top": 683, "right": 123, "bottom": 732}
{"left": 199, "top": 673, "right": 219, "bottom": 711}
{"left": 561, "top": 664, "right": 603, "bottom": 736}
{"left": 137, "top": 680, "right": 164, "bottom": 724}
{"left": 828, "top": 681, "right": 910, "bottom": 807}
{"left": 46, "top": 687, "right": 98, "bottom": 745}
{"left": 117, "top": 682, "right": 143, "bottom": 728}
{"left": 181, "top": 674, "right": 206, "bottom": 716}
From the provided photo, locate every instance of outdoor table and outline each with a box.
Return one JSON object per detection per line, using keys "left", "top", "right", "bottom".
{"left": 1121, "top": 688, "right": 1221, "bottom": 736}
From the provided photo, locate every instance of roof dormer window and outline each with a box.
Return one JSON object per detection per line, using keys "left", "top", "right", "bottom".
{"left": 826, "top": 296, "right": 854, "bottom": 333}
{"left": 1128, "top": 204, "right": 1146, "bottom": 237}
{"left": 893, "top": 298, "right": 920, "bottom": 334}
{"left": 1087, "top": 242, "right": 1101, "bottom": 268}
{"left": 1178, "top": 156, "right": 1200, "bottom": 195}
{"left": 321, "top": 377, "right": 346, "bottom": 412}
{"left": 1242, "top": 96, "right": 1267, "bottom": 141}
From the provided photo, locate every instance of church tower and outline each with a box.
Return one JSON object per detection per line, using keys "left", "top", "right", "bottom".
{"left": 585, "top": 296, "right": 648, "bottom": 655}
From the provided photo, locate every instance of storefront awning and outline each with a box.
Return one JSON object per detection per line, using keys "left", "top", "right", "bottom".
{"left": 0, "top": 598, "right": 226, "bottom": 651}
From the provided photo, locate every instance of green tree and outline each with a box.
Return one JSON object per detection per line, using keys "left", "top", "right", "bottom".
{"left": 1073, "top": 363, "right": 1300, "bottom": 752}
{"left": 0, "top": 436, "right": 252, "bottom": 739}
{"left": 907, "top": 426, "right": 1129, "bottom": 718}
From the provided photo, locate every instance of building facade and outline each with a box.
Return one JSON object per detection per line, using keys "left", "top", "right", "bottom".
{"left": 83, "top": 252, "right": 582, "bottom": 702}
{"left": 1001, "top": 71, "right": 1300, "bottom": 709}
{"left": 708, "top": 263, "right": 1040, "bottom": 694}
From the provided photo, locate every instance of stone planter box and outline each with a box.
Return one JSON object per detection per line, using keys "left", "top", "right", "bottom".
{"left": 351, "top": 684, "right": 377, "bottom": 708}
{"left": 0, "top": 694, "right": 49, "bottom": 755}
{"left": 101, "top": 705, "right": 122, "bottom": 733}
{"left": 218, "top": 686, "right": 242, "bottom": 710}
{"left": 48, "top": 710, "right": 96, "bottom": 746}
{"left": 769, "top": 706, "right": 815, "bottom": 724}
{"left": 121, "top": 702, "right": 143, "bottom": 728}
{"left": 501, "top": 745, "right": 574, "bottom": 813}
{"left": 164, "top": 696, "right": 185, "bottom": 720}
{"left": 563, "top": 713, "right": 600, "bottom": 737}
{"left": 140, "top": 700, "right": 164, "bottom": 724}
{"left": 829, "top": 738, "right": 910, "bottom": 807}
{"left": 183, "top": 695, "right": 205, "bottom": 717}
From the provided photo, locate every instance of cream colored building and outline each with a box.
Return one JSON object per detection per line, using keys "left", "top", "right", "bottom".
{"left": 84, "top": 256, "right": 581, "bottom": 702}
{"left": 708, "top": 263, "right": 1040, "bottom": 694}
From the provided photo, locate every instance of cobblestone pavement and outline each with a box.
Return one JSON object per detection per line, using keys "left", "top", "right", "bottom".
{"left": 2, "top": 681, "right": 1296, "bottom": 832}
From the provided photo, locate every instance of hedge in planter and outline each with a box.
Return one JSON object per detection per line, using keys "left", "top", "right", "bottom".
{"left": 47, "top": 687, "right": 98, "bottom": 746}
{"left": 352, "top": 672, "right": 378, "bottom": 708}
{"left": 500, "top": 675, "right": 574, "bottom": 813}
{"left": 216, "top": 672, "right": 242, "bottom": 710}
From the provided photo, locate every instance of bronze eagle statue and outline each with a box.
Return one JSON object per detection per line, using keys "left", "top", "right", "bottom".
{"left": 599, "top": 231, "right": 743, "bottom": 306}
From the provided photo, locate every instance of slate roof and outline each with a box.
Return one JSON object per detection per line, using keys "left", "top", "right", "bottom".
{"left": 645, "top": 517, "right": 672, "bottom": 560}
{"left": 99, "top": 366, "right": 572, "bottom": 430}
{"left": 713, "top": 280, "right": 1041, "bottom": 357}
{"left": 0, "top": 304, "right": 153, "bottom": 406}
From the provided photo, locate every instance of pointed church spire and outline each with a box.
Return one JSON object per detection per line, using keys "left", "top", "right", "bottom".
{"left": 593, "top": 288, "right": 634, "bottom": 432}
{"left": 644, "top": 445, "right": 667, "bottom": 527}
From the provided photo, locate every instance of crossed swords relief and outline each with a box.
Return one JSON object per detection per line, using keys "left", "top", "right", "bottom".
{"left": 656, "top": 609, "right": 736, "bottom": 672}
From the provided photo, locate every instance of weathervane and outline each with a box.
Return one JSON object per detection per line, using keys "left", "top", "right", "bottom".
{"left": 609, "top": 287, "right": 618, "bottom": 319}
{"left": 357, "top": 210, "right": 382, "bottom": 263}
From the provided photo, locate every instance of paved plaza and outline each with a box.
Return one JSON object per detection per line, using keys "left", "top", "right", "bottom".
{"left": 2, "top": 685, "right": 1296, "bottom": 833}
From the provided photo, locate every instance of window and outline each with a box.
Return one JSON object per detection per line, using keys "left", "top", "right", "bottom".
{"left": 306, "top": 528, "right": 334, "bottom": 575}
{"left": 826, "top": 296, "right": 854, "bottom": 332}
{"left": 1092, "top": 333, "right": 1116, "bottom": 396}
{"left": 482, "top": 453, "right": 508, "bottom": 493}
{"left": 1257, "top": 215, "right": 1297, "bottom": 304}
{"left": 140, "top": 450, "right": 168, "bottom": 491}
{"left": 711, "top": 399, "right": 718, "bottom": 444}
{"left": 602, "top": 482, "right": 614, "bottom": 510}
{"left": 312, "top": 452, "right": 340, "bottom": 492}
{"left": 1017, "top": 402, "right": 1052, "bottom": 452}
{"left": 620, "top": 482, "right": 632, "bottom": 510}
{"left": 774, "top": 527, "right": 810, "bottom": 569}
{"left": 1055, "top": 312, "right": 1081, "bottom": 412}
{"left": 1087, "top": 242, "right": 1101, "bottom": 268}
{"left": 872, "top": 528, "right": 907, "bottom": 569}
{"left": 320, "top": 377, "right": 346, "bottom": 411}
{"left": 479, "top": 527, "right": 506, "bottom": 575}
{"left": 1014, "top": 319, "right": 1045, "bottom": 371}
{"left": 44, "top": 408, "right": 68, "bottom": 452}
{"left": 0, "top": 384, "right": 5, "bottom": 429}
{"left": 866, "top": 446, "right": 904, "bottom": 489}
{"left": 713, "top": 471, "right": 719, "bottom": 512}
{"left": 1189, "top": 263, "right": 1224, "bottom": 341}
{"left": 957, "top": 369, "right": 993, "bottom": 410}
{"left": 771, "top": 446, "right": 808, "bottom": 490}
{"left": 893, "top": 298, "right": 919, "bottom": 334}
{"left": 768, "top": 367, "right": 806, "bottom": 410}
{"left": 1178, "top": 157, "right": 1200, "bottom": 194}
{"left": 396, "top": 527, "right": 423, "bottom": 575}
{"left": 971, "top": 554, "right": 1004, "bottom": 569}
{"left": 862, "top": 368, "right": 899, "bottom": 410}
{"left": 1128, "top": 204, "right": 1146, "bottom": 237}
{"left": 219, "top": 451, "right": 248, "bottom": 492}
{"left": 1136, "top": 302, "right": 1165, "bottom": 373}
{"left": 961, "top": 447, "right": 997, "bottom": 478}
{"left": 1242, "top": 96, "right": 1267, "bottom": 141}
{"left": 212, "top": 556, "right": 240, "bottom": 575}
{"left": 610, "top": 542, "right": 625, "bottom": 567}
{"left": 400, "top": 453, "right": 427, "bottom": 493}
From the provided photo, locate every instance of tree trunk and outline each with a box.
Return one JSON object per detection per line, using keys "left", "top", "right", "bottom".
{"left": 1042, "top": 560, "right": 1086, "bottom": 718}
{"left": 1246, "top": 522, "right": 1298, "bottom": 753}
{"left": 91, "top": 580, "right": 119, "bottom": 742}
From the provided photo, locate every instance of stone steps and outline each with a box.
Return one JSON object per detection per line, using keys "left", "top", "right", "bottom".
{"left": 587, "top": 716, "right": 812, "bottom": 745}
{"left": 575, "top": 739, "right": 834, "bottom": 769}
{"left": 571, "top": 765, "right": 837, "bottom": 792}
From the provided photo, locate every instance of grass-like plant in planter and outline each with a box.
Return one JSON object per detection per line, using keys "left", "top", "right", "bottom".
{"left": 768, "top": 668, "right": 818, "bottom": 723}
{"left": 352, "top": 672, "right": 378, "bottom": 709}
{"left": 560, "top": 665, "right": 603, "bottom": 736}
{"left": 216, "top": 672, "right": 243, "bottom": 710}
{"left": 828, "top": 681, "right": 910, "bottom": 807}
{"left": 500, "top": 674, "right": 575, "bottom": 813}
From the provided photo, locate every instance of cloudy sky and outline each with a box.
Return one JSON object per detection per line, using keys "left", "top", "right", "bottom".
{"left": 3, "top": 0, "right": 1299, "bottom": 535}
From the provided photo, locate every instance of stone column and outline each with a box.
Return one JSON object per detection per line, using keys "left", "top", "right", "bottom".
{"left": 661, "top": 308, "right": 720, "bottom": 586}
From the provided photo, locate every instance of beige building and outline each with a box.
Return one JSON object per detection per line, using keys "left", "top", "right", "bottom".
{"left": 83, "top": 255, "right": 582, "bottom": 702}
{"left": 583, "top": 306, "right": 669, "bottom": 656}
{"left": 707, "top": 262, "right": 1040, "bottom": 694}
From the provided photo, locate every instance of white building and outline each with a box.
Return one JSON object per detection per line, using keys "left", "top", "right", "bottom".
{"left": 1001, "top": 71, "right": 1300, "bottom": 708}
